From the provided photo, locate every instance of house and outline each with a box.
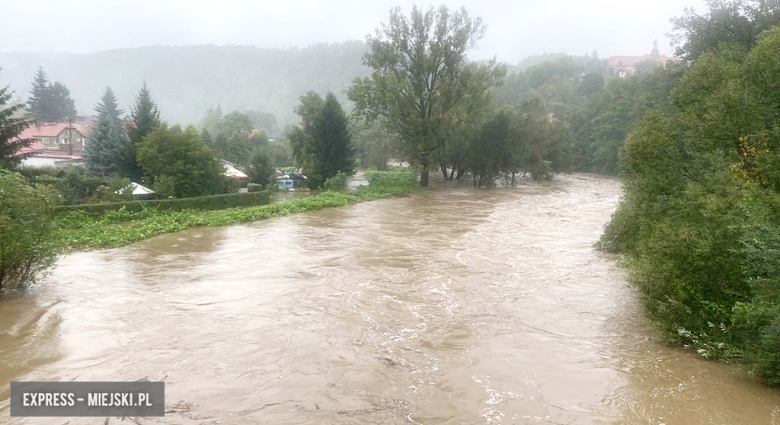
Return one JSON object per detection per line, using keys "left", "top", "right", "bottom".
{"left": 14, "top": 121, "right": 93, "bottom": 166}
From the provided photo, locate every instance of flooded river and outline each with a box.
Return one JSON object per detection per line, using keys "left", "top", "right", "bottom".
{"left": 2, "top": 174, "right": 779, "bottom": 424}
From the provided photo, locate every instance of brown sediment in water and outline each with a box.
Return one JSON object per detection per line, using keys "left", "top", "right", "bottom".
{"left": 1, "top": 173, "right": 779, "bottom": 424}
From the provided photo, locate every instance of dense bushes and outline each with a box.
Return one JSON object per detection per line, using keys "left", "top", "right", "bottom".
{"left": 54, "top": 191, "right": 272, "bottom": 216}
{"left": 364, "top": 168, "right": 417, "bottom": 189}
{"left": 601, "top": 26, "right": 780, "bottom": 386}
{"left": 0, "top": 171, "right": 60, "bottom": 293}
{"left": 322, "top": 171, "right": 348, "bottom": 192}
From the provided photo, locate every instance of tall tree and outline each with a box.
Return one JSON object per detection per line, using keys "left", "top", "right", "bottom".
{"left": 27, "top": 67, "right": 50, "bottom": 123}
{"left": 1, "top": 71, "right": 34, "bottom": 169}
{"left": 120, "top": 82, "right": 161, "bottom": 180}
{"left": 84, "top": 88, "right": 127, "bottom": 177}
{"left": 348, "top": 5, "right": 507, "bottom": 186}
{"left": 27, "top": 68, "right": 76, "bottom": 123}
{"left": 137, "top": 126, "right": 222, "bottom": 198}
{"left": 217, "top": 111, "right": 254, "bottom": 135}
{"left": 49, "top": 82, "right": 77, "bottom": 120}
{"left": 199, "top": 105, "right": 222, "bottom": 136}
{"left": 287, "top": 91, "right": 325, "bottom": 165}
{"left": 307, "top": 93, "right": 356, "bottom": 188}
{"left": 94, "top": 86, "right": 124, "bottom": 121}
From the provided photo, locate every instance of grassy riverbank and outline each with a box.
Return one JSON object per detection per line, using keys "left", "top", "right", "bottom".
{"left": 55, "top": 169, "right": 419, "bottom": 251}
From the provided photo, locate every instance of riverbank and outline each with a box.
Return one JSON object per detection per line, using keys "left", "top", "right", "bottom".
{"left": 55, "top": 169, "right": 419, "bottom": 251}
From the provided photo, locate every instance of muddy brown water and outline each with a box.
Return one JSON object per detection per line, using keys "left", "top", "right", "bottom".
{"left": 1, "top": 174, "right": 780, "bottom": 424}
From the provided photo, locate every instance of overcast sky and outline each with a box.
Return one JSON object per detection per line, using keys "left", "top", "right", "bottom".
{"left": 1, "top": 0, "right": 707, "bottom": 62}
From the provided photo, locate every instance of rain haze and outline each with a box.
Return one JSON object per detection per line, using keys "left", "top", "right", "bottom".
{"left": 2, "top": 0, "right": 707, "bottom": 60}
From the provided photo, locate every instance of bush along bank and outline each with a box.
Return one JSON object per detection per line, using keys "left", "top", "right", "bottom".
{"left": 55, "top": 168, "right": 420, "bottom": 250}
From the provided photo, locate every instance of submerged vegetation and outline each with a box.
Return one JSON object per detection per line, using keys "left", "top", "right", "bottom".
{"left": 55, "top": 168, "right": 419, "bottom": 250}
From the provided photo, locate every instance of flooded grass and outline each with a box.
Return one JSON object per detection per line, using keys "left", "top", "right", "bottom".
{"left": 54, "top": 170, "right": 420, "bottom": 251}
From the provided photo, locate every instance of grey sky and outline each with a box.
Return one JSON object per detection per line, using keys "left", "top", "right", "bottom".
{"left": 1, "top": 0, "right": 707, "bottom": 61}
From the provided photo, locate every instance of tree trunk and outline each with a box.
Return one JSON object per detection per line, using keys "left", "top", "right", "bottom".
{"left": 449, "top": 167, "right": 456, "bottom": 181}
{"left": 440, "top": 164, "right": 448, "bottom": 180}
{"left": 511, "top": 172, "right": 515, "bottom": 186}
{"left": 420, "top": 169, "right": 429, "bottom": 187}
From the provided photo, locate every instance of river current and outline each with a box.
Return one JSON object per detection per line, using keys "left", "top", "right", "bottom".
{"left": 1, "top": 174, "right": 779, "bottom": 424}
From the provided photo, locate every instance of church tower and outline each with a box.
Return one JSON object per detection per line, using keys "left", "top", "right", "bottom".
{"left": 651, "top": 38, "right": 660, "bottom": 59}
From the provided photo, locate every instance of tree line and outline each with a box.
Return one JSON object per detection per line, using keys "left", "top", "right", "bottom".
{"left": 600, "top": 0, "right": 780, "bottom": 387}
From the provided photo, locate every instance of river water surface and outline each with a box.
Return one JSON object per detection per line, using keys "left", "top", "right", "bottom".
{"left": 2, "top": 174, "right": 780, "bottom": 424}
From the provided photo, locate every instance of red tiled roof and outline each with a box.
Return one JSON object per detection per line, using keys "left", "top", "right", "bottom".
{"left": 11, "top": 141, "right": 45, "bottom": 157}
{"left": 16, "top": 122, "right": 91, "bottom": 139}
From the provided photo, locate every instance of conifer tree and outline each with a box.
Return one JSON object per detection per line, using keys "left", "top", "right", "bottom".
{"left": 1, "top": 71, "right": 34, "bottom": 169}
{"left": 307, "top": 92, "right": 355, "bottom": 187}
{"left": 94, "top": 87, "right": 124, "bottom": 122}
{"left": 27, "top": 67, "right": 76, "bottom": 122}
{"left": 119, "top": 82, "right": 161, "bottom": 180}
{"left": 27, "top": 67, "right": 50, "bottom": 122}
{"left": 84, "top": 87, "right": 126, "bottom": 177}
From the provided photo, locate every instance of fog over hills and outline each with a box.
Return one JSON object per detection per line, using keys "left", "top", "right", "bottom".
{"left": 0, "top": 41, "right": 371, "bottom": 131}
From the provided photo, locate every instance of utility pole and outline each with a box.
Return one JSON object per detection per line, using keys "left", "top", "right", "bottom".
{"left": 68, "top": 114, "right": 73, "bottom": 163}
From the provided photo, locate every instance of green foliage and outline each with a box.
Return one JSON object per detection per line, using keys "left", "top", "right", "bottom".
{"left": 669, "top": 0, "right": 780, "bottom": 62}
{"left": 246, "top": 147, "right": 275, "bottom": 189}
{"left": 0, "top": 70, "right": 34, "bottom": 169}
{"left": 364, "top": 168, "right": 418, "bottom": 190}
{"left": 137, "top": 126, "right": 223, "bottom": 198}
{"left": 34, "top": 165, "right": 106, "bottom": 205}
{"left": 55, "top": 190, "right": 272, "bottom": 216}
{"left": 85, "top": 177, "right": 134, "bottom": 204}
{"left": 602, "top": 25, "right": 780, "bottom": 386}
{"left": 121, "top": 82, "right": 161, "bottom": 180}
{"left": 0, "top": 170, "right": 59, "bottom": 293}
{"left": 287, "top": 92, "right": 355, "bottom": 188}
{"left": 218, "top": 111, "right": 254, "bottom": 135}
{"left": 246, "top": 183, "right": 263, "bottom": 193}
{"left": 322, "top": 171, "right": 348, "bottom": 192}
{"left": 530, "top": 160, "right": 554, "bottom": 181}
{"left": 348, "top": 4, "right": 507, "bottom": 186}
{"left": 351, "top": 118, "right": 400, "bottom": 170}
{"left": 84, "top": 88, "right": 127, "bottom": 178}
{"left": 55, "top": 174, "right": 418, "bottom": 250}
{"left": 26, "top": 67, "right": 77, "bottom": 122}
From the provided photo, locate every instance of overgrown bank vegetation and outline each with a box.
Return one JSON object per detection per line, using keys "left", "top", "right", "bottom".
{"left": 600, "top": 1, "right": 780, "bottom": 387}
{"left": 55, "top": 168, "right": 418, "bottom": 251}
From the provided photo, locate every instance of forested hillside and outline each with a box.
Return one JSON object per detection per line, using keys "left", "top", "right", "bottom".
{"left": 0, "top": 41, "right": 370, "bottom": 130}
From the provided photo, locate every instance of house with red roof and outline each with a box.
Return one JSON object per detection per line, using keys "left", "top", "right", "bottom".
{"left": 14, "top": 120, "right": 93, "bottom": 166}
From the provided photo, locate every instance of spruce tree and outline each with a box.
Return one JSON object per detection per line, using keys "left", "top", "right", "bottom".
{"left": 119, "top": 82, "right": 161, "bottom": 180}
{"left": 1, "top": 73, "right": 34, "bottom": 169}
{"left": 94, "top": 87, "right": 124, "bottom": 121}
{"left": 27, "top": 68, "right": 76, "bottom": 122}
{"left": 308, "top": 92, "right": 355, "bottom": 187}
{"left": 84, "top": 115, "right": 125, "bottom": 178}
{"left": 84, "top": 88, "right": 126, "bottom": 177}
{"left": 27, "top": 67, "right": 50, "bottom": 122}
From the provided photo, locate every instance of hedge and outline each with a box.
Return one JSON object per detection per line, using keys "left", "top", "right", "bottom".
{"left": 54, "top": 191, "right": 273, "bottom": 215}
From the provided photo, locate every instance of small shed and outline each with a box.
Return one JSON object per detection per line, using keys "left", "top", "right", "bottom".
{"left": 116, "top": 182, "right": 156, "bottom": 201}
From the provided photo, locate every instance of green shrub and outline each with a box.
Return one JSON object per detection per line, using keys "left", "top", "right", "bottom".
{"left": 323, "top": 171, "right": 348, "bottom": 192}
{"left": 247, "top": 183, "right": 263, "bottom": 193}
{"left": 54, "top": 191, "right": 272, "bottom": 216}
{"left": 364, "top": 168, "right": 417, "bottom": 189}
{"left": 0, "top": 170, "right": 60, "bottom": 293}
{"left": 530, "top": 160, "right": 554, "bottom": 181}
